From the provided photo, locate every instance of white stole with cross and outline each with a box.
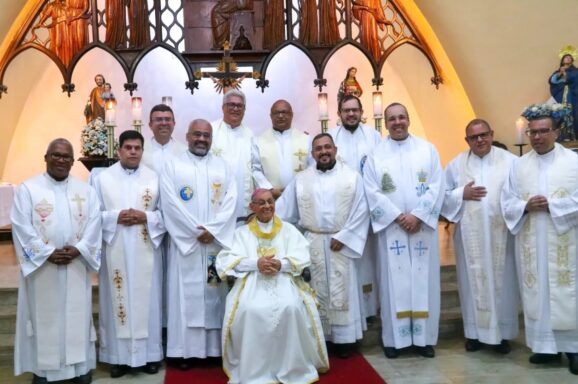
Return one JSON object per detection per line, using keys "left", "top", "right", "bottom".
{"left": 516, "top": 144, "right": 578, "bottom": 330}
{"left": 98, "top": 164, "right": 158, "bottom": 339}
{"left": 256, "top": 128, "right": 309, "bottom": 189}
{"left": 295, "top": 164, "right": 356, "bottom": 333}
{"left": 459, "top": 149, "right": 511, "bottom": 335}
{"left": 24, "top": 175, "right": 91, "bottom": 370}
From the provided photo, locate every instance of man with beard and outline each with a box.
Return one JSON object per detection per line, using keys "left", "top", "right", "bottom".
{"left": 442, "top": 119, "right": 519, "bottom": 354}
{"left": 141, "top": 104, "right": 187, "bottom": 174}
{"left": 502, "top": 105, "right": 578, "bottom": 375}
{"left": 329, "top": 94, "right": 381, "bottom": 319}
{"left": 12, "top": 139, "right": 101, "bottom": 384}
{"left": 277, "top": 134, "right": 369, "bottom": 358}
{"left": 253, "top": 100, "right": 309, "bottom": 199}
{"left": 94, "top": 130, "right": 165, "bottom": 378}
{"left": 160, "top": 119, "right": 237, "bottom": 369}
{"left": 363, "top": 103, "right": 444, "bottom": 359}
{"left": 217, "top": 188, "right": 329, "bottom": 383}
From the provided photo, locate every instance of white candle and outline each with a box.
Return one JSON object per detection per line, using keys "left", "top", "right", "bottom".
{"left": 318, "top": 93, "right": 328, "bottom": 120}
{"left": 372, "top": 91, "right": 383, "bottom": 117}
{"left": 515, "top": 117, "right": 526, "bottom": 145}
{"left": 162, "top": 96, "right": 172, "bottom": 107}
{"left": 131, "top": 97, "right": 142, "bottom": 123}
{"left": 105, "top": 100, "right": 116, "bottom": 124}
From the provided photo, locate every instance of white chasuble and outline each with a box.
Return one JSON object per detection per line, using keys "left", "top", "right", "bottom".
{"left": 277, "top": 162, "right": 369, "bottom": 342}
{"left": 442, "top": 147, "right": 518, "bottom": 344}
{"left": 141, "top": 137, "right": 187, "bottom": 175}
{"left": 363, "top": 135, "right": 444, "bottom": 348}
{"left": 12, "top": 174, "right": 101, "bottom": 380}
{"left": 161, "top": 151, "right": 237, "bottom": 358}
{"left": 211, "top": 119, "right": 262, "bottom": 219}
{"left": 503, "top": 144, "right": 578, "bottom": 332}
{"left": 255, "top": 127, "right": 309, "bottom": 189}
{"left": 95, "top": 163, "right": 165, "bottom": 345}
{"left": 216, "top": 218, "right": 329, "bottom": 384}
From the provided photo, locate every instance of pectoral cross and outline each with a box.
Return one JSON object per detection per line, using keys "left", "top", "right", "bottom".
{"left": 414, "top": 241, "right": 428, "bottom": 256}
{"left": 71, "top": 193, "right": 85, "bottom": 215}
{"left": 294, "top": 148, "right": 308, "bottom": 172}
{"left": 389, "top": 240, "right": 406, "bottom": 256}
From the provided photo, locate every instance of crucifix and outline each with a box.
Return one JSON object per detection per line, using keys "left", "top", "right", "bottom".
{"left": 413, "top": 241, "right": 428, "bottom": 256}
{"left": 195, "top": 41, "right": 260, "bottom": 93}
{"left": 294, "top": 148, "right": 308, "bottom": 172}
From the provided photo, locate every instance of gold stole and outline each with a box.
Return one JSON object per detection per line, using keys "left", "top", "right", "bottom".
{"left": 257, "top": 128, "right": 309, "bottom": 188}
{"left": 517, "top": 145, "right": 578, "bottom": 330}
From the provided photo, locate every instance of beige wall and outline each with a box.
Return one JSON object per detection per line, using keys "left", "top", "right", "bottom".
{"left": 415, "top": 0, "right": 578, "bottom": 149}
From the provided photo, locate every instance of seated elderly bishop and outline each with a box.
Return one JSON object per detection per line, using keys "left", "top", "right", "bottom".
{"left": 216, "top": 189, "right": 329, "bottom": 384}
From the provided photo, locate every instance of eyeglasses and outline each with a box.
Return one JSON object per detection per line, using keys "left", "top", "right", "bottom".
{"left": 251, "top": 199, "right": 275, "bottom": 207}
{"left": 225, "top": 102, "right": 245, "bottom": 110}
{"left": 271, "top": 110, "right": 292, "bottom": 116}
{"left": 341, "top": 108, "right": 361, "bottom": 114}
{"left": 48, "top": 153, "right": 73, "bottom": 162}
{"left": 151, "top": 117, "right": 173, "bottom": 123}
{"left": 466, "top": 131, "right": 492, "bottom": 141}
{"left": 525, "top": 128, "right": 553, "bottom": 137}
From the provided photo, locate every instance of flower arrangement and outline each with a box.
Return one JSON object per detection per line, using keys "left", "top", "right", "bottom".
{"left": 80, "top": 118, "right": 117, "bottom": 157}
{"left": 521, "top": 102, "right": 571, "bottom": 121}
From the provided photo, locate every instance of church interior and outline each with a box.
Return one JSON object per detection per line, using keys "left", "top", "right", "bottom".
{"left": 1, "top": 0, "right": 578, "bottom": 382}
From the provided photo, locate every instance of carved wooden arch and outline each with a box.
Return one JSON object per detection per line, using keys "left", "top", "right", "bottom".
{"left": 0, "top": 0, "right": 443, "bottom": 99}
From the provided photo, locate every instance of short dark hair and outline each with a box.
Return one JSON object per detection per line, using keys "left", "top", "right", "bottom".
{"left": 119, "top": 130, "right": 144, "bottom": 147}
{"left": 338, "top": 95, "right": 363, "bottom": 112}
{"left": 311, "top": 133, "right": 335, "bottom": 147}
{"left": 492, "top": 140, "right": 508, "bottom": 150}
{"left": 149, "top": 104, "right": 174, "bottom": 122}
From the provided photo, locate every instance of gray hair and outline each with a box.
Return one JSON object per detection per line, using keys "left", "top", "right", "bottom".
{"left": 222, "top": 89, "right": 246, "bottom": 106}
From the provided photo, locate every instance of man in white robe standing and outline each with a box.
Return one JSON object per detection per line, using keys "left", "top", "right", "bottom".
{"left": 363, "top": 102, "right": 444, "bottom": 359}
{"left": 12, "top": 139, "right": 101, "bottom": 384}
{"left": 211, "top": 89, "right": 266, "bottom": 222}
{"left": 277, "top": 133, "right": 369, "bottom": 358}
{"left": 502, "top": 104, "right": 578, "bottom": 375}
{"left": 161, "top": 119, "right": 237, "bottom": 370}
{"left": 329, "top": 94, "right": 381, "bottom": 319}
{"left": 217, "top": 189, "right": 329, "bottom": 383}
{"left": 442, "top": 119, "right": 519, "bottom": 354}
{"left": 141, "top": 104, "right": 187, "bottom": 173}
{"left": 94, "top": 130, "right": 166, "bottom": 378}
{"left": 253, "top": 100, "right": 309, "bottom": 199}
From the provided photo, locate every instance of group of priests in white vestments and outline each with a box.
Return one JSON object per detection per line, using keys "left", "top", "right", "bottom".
{"left": 12, "top": 90, "right": 578, "bottom": 383}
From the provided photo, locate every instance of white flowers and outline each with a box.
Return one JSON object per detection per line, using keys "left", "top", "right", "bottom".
{"left": 81, "top": 118, "right": 110, "bottom": 156}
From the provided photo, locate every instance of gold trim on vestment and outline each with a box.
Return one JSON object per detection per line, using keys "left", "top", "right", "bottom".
{"left": 218, "top": 257, "right": 245, "bottom": 281}
{"left": 248, "top": 216, "right": 283, "bottom": 239}
{"left": 396, "top": 310, "right": 429, "bottom": 319}
{"left": 223, "top": 276, "right": 249, "bottom": 365}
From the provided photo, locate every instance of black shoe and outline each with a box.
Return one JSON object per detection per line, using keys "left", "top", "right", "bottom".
{"left": 529, "top": 353, "right": 561, "bottom": 364}
{"left": 465, "top": 338, "right": 482, "bottom": 352}
{"left": 493, "top": 340, "right": 511, "bottom": 354}
{"left": 178, "top": 358, "right": 194, "bottom": 371}
{"left": 567, "top": 353, "right": 578, "bottom": 375}
{"left": 334, "top": 343, "right": 351, "bottom": 359}
{"left": 110, "top": 364, "right": 130, "bottom": 378}
{"left": 31, "top": 375, "right": 47, "bottom": 384}
{"left": 72, "top": 372, "right": 92, "bottom": 384}
{"left": 383, "top": 346, "right": 399, "bottom": 359}
{"left": 142, "top": 361, "right": 160, "bottom": 374}
{"left": 416, "top": 345, "right": 435, "bottom": 358}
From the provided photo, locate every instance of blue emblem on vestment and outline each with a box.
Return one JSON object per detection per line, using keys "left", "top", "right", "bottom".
{"left": 360, "top": 155, "right": 368, "bottom": 175}
{"left": 371, "top": 207, "right": 384, "bottom": 221}
{"left": 180, "top": 186, "right": 194, "bottom": 201}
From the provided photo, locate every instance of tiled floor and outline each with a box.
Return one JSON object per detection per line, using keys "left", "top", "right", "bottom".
{"left": 2, "top": 334, "right": 576, "bottom": 384}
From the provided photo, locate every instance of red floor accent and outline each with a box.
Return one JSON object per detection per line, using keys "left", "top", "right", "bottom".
{"left": 164, "top": 353, "right": 385, "bottom": 384}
